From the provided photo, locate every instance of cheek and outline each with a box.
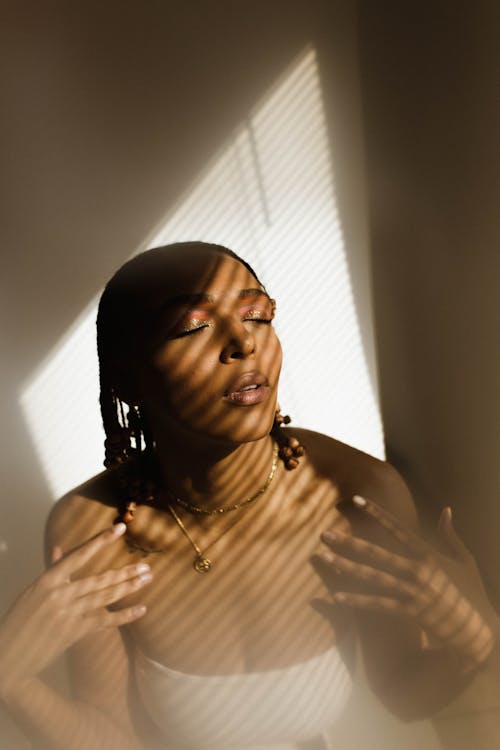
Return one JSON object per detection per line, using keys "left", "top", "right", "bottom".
{"left": 261, "top": 331, "right": 283, "bottom": 385}
{"left": 142, "top": 328, "right": 282, "bottom": 427}
{"left": 148, "top": 343, "right": 220, "bottom": 411}
{"left": 155, "top": 335, "right": 214, "bottom": 381}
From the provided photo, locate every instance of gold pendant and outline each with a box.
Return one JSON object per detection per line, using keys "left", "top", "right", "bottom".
{"left": 193, "top": 554, "right": 212, "bottom": 573}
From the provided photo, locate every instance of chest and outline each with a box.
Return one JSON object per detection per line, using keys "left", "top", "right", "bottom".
{"left": 121, "top": 471, "right": 352, "bottom": 672}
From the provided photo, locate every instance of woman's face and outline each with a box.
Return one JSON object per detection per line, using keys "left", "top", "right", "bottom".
{"left": 133, "top": 249, "right": 282, "bottom": 445}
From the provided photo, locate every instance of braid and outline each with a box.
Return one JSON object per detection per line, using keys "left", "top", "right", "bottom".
{"left": 97, "top": 295, "right": 131, "bottom": 468}
{"left": 97, "top": 283, "right": 158, "bottom": 523}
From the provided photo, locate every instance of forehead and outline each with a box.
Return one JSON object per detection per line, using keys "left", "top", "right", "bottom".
{"left": 137, "top": 250, "right": 262, "bottom": 309}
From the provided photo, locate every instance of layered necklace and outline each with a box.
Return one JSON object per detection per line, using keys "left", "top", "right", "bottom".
{"left": 125, "top": 441, "right": 279, "bottom": 573}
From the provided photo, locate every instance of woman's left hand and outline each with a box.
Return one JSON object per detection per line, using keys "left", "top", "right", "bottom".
{"left": 316, "top": 495, "right": 497, "bottom": 673}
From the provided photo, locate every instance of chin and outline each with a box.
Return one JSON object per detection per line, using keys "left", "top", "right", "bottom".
{"left": 203, "top": 401, "right": 276, "bottom": 446}
{"left": 152, "top": 389, "right": 278, "bottom": 447}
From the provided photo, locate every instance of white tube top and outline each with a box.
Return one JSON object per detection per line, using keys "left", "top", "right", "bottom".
{"left": 134, "top": 644, "right": 353, "bottom": 749}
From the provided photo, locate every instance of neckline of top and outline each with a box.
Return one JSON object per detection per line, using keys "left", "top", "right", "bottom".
{"left": 135, "top": 642, "right": 343, "bottom": 680}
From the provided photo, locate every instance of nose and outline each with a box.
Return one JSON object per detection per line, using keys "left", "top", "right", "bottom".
{"left": 220, "top": 320, "right": 255, "bottom": 363}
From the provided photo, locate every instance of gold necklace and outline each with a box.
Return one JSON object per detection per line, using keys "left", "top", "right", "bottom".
{"left": 171, "top": 441, "right": 279, "bottom": 515}
{"left": 125, "top": 441, "right": 279, "bottom": 570}
{"left": 167, "top": 503, "right": 213, "bottom": 572}
{"left": 168, "top": 441, "right": 278, "bottom": 573}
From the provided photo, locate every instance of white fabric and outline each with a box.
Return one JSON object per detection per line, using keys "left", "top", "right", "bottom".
{"left": 135, "top": 645, "right": 353, "bottom": 749}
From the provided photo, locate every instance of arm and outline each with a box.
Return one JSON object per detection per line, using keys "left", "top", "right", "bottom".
{"left": 2, "top": 658, "right": 141, "bottom": 750}
{"left": 314, "top": 465, "right": 499, "bottom": 719}
{"left": 0, "top": 521, "right": 152, "bottom": 749}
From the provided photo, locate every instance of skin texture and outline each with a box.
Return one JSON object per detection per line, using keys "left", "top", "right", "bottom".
{"left": 1, "top": 248, "right": 498, "bottom": 748}
{"left": 319, "top": 498, "right": 495, "bottom": 667}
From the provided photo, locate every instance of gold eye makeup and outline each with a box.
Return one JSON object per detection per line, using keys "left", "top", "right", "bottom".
{"left": 239, "top": 303, "right": 275, "bottom": 322}
{"left": 238, "top": 293, "right": 276, "bottom": 322}
{"left": 161, "top": 292, "right": 276, "bottom": 340}
{"left": 170, "top": 311, "right": 212, "bottom": 337}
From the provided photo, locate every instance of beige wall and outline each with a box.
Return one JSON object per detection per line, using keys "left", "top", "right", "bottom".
{"left": 358, "top": 0, "right": 500, "bottom": 607}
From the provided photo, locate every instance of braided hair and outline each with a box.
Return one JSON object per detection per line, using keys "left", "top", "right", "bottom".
{"left": 96, "top": 242, "right": 305, "bottom": 522}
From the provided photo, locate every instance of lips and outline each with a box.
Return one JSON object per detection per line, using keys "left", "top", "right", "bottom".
{"left": 223, "top": 370, "right": 270, "bottom": 405}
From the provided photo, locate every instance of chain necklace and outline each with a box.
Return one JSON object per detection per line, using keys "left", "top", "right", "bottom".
{"left": 125, "top": 441, "right": 279, "bottom": 572}
{"left": 167, "top": 503, "right": 214, "bottom": 572}
{"left": 171, "top": 441, "right": 279, "bottom": 515}
{"left": 168, "top": 441, "right": 279, "bottom": 572}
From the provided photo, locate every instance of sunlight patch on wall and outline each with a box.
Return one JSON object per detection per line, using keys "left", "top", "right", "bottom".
{"left": 20, "top": 46, "right": 384, "bottom": 499}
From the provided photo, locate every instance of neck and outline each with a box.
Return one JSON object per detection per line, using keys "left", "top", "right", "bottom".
{"left": 153, "top": 432, "right": 276, "bottom": 513}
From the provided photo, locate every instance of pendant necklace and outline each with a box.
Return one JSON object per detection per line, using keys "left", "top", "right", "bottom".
{"left": 125, "top": 441, "right": 279, "bottom": 574}
{"left": 167, "top": 440, "right": 279, "bottom": 573}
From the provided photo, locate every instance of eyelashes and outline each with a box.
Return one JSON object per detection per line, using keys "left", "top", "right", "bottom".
{"left": 170, "top": 311, "right": 274, "bottom": 339}
{"left": 171, "top": 324, "right": 211, "bottom": 339}
{"left": 175, "top": 318, "right": 212, "bottom": 336}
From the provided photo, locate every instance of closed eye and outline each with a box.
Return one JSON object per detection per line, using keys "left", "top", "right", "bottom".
{"left": 168, "top": 317, "right": 212, "bottom": 338}
{"left": 240, "top": 304, "right": 275, "bottom": 324}
{"left": 171, "top": 325, "right": 211, "bottom": 339}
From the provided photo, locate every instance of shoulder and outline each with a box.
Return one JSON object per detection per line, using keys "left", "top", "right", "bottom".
{"left": 287, "top": 427, "right": 418, "bottom": 531}
{"left": 44, "top": 469, "right": 120, "bottom": 567}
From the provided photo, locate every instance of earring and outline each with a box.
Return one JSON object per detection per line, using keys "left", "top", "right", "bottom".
{"left": 123, "top": 500, "right": 137, "bottom": 524}
{"left": 274, "top": 404, "right": 291, "bottom": 427}
{"left": 273, "top": 404, "right": 305, "bottom": 470}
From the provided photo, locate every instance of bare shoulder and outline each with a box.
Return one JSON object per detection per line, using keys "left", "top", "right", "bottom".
{"left": 44, "top": 469, "right": 120, "bottom": 567}
{"left": 289, "top": 427, "right": 418, "bottom": 530}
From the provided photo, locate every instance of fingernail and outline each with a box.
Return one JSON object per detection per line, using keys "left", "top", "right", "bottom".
{"left": 139, "top": 572, "right": 153, "bottom": 583}
{"left": 334, "top": 592, "right": 346, "bottom": 602}
{"left": 136, "top": 563, "right": 150, "bottom": 574}
{"left": 132, "top": 605, "right": 147, "bottom": 616}
{"left": 446, "top": 506, "right": 453, "bottom": 520}
{"left": 352, "top": 495, "right": 367, "bottom": 507}
{"left": 113, "top": 522, "right": 127, "bottom": 535}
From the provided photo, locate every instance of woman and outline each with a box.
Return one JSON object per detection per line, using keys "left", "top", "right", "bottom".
{"left": 0, "top": 242, "right": 497, "bottom": 749}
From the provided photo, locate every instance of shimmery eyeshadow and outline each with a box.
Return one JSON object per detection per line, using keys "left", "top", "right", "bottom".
{"left": 165, "top": 292, "right": 276, "bottom": 338}
{"left": 239, "top": 295, "right": 275, "bottom": 320}
{"left": 177, "top": 314, "right": 211, "bottom": 333}
{"left": 240, "top": 307, "right": 270, "bottom": 319}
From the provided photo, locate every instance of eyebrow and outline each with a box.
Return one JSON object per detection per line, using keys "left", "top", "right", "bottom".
{"left": 160, "top": 288, "right": 269, "bottom": 310}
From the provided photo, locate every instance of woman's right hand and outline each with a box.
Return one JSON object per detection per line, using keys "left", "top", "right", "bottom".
{"left": 0, "top": 523, "right": 152, "bottom": 698}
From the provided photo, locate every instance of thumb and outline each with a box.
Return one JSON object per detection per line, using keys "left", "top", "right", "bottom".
{"left": 438, "top": 507, "right": 470, "bottom": 561}
{"left": 50, "top": 544, "right": 64, "bottom": 565}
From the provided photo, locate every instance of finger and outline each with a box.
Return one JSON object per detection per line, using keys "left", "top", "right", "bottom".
{"left": 438, "top": 507, "right": 471, "bottom": 562}
{"left": 84, "top": 604, "right": 148, "bottom": 632}
{"left": 310, "top": 553, "right": 342, "bottom": 583}
{"left": 67, "top": 562, "right": 151, "bottom": 600}
{"left": 49, "top": 523, "right": 127, "bottom": 583}
{"left": 51, "top": 545, "right": 64, "bottom": 565}
{"left": 352, "top": 496, "right": 426, "bottom": 555}
{"left": 331, "top": 591, "right": 412, "bottom": 616}
{"left": 318, "top": 550, "right": 416, "bottom": 598}
{"left": 321, "top": 530, "right": 416, "bottom": 578}
{"left": 73, "top": 571, "right": 153, "bottom": 614}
